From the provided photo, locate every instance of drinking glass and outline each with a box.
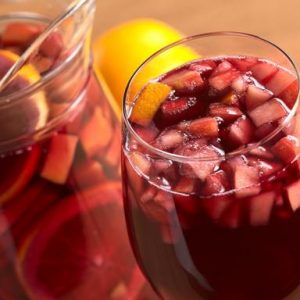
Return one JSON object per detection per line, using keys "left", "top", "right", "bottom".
{"left": 122, "top": 32, "right": 300, "bottom": 300}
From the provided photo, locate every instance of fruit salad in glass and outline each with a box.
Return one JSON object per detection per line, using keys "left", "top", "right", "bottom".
{"left": 0, "top": 0, "right": 157, "bottom": 299}
{"left": 122, "top": 32, "right": 300, "bottom": 300}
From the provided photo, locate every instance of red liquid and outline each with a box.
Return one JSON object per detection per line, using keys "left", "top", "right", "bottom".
{"left": 123, "top": 56, "right": 300, "bottom": 299}
{"left": 0, "top": 21, "right": 156, "bottom": 299}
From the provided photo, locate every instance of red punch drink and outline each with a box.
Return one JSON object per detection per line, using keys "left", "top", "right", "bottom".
{"left": 122, "top": 33, "right": 300, "bottom": 299}
{"left": 0, "top": 1, "right": 157, "bottom": 299}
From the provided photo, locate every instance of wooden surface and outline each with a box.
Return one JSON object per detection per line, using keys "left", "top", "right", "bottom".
{"left": 94, "top": 0, "right": 300, "bottom": 67}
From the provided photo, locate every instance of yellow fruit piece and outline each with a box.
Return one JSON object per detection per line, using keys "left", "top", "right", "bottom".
{"left": 130, "top": 82, "right": 171, "bottom": 126}
{"left": 93, "top": 18, "right": 198, "bottom": 105}
{"left": 0, "top": 49, "right": 48, "bottom": 130}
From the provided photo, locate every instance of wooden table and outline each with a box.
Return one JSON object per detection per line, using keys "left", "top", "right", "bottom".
{"left": 95, "top": 0, "right": 300, "bottom": 67}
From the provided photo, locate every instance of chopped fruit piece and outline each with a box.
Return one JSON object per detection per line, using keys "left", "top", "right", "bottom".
{"left": 130, "top": 82, "right": 171, "bottom": 126}
{"left": 231, "top": 76, "right": 248, "bottom": 93}
{"left": 227, "top": 116, "right": 254, "bottom": 147}
{"left": 2, "top": 22, "right": 42, "bottom": 47}
{"left": 209, "top": 103, "right": 242, "bottom": 122}
{"left": 229, "top": 56, "right": 258, "bottom": 72}
{"left": 157, "top": 96, "right": 205, "bottom": 128}
{"left": 162, "top": 70, "right": 205, "bottom": 95}
{"left": 155, "top": 129, "right": 184, "bottom": 150}
{"left": 249, "top": 146, "right": 274, "bottom": 159}
{"left": 0, "top": 145, "right": 41, "bottom": 204}
{"left": 245, "top": 85, "right": 273, "bottom": 110}
{"left": 250, "top": 61, "right": 278, "bottom": 82}
{"left": 286, "top": 180, "right": 300, "bottom": 211}
{"left": 175, "top": 177, "right": 198, "bottom": 194}
{"left": 39, "top": 32, "right": 63, "bottom": 58}
{"left": 249, "top": 98, "right": 289, "bottom": 127}
{"left": 129, "top": 152, "right": 151, "bottom": 176}
{"left": 134, "top": 125, "right": 159, "bottom": 143}
{"left": 255, "top": 122, "right": 277, "bottom": 139}
{"left": 202, "top": 196, "right": 232, "bottom": 221}
{"left": 189, "top": 117, "right": 219, "bottom": 138}
{"left": 248, "top": 191, "right": 275, "bottom": 226}
{"left": 219, "top": 201, "right": 241, "bottom": 228}
{"left": 140, "top": 188, "right": 174, "bottom": 224}
{"left": 124, "top": 156, "right": 144, "bottom": 197}
{"left": 202, "top": 170, "right": 230, "bottom": 196}
{"left": 234, "top": 165, "right": 260, "bottom": 198}
{"left": 209, "top": 61, "right": 239, "bottom": 91}
{"left": 248, "top": 158, "right": 282, "bottom": 178}
{"left": 189, "top": 61, "right": 216, "bottom": 74}
{"left": 278, "top": 80, "right": 299, "bottom": 108}
{"left": 179, "top": 144, "right": 223, "bottom": 181}
{"left": 220, "top": 155, "right": 248, "bottom": 177}
{"left": 80, "top": 106, "right": 112, "bottom": 157}
{"left": 153, "top": 159, "right": 173, "bottom": 173}
{"left": 265, "top": 68, "right": 296, "bottom": 97}
{"left": 272, "top": 135, "right": 300, "bottom": 163}
{"left": 69, "top": 160, "right": 105, "bottom": 188}
{"left": 41, "top": 134, "right": 78, "bottom": 184}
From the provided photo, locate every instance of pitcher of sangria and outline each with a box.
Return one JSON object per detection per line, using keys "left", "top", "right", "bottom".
{"left": 0, "top": 0, "right": 156, "bottom": 299}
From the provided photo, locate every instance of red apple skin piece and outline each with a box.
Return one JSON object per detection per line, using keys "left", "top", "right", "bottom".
{"left": 248, "top": 98, "right": 289, "bottom": 127}
{"left": 2, "top": 23, "right": 42, "bottom": 47}
{"left": 208, "top": 103, "right": 242, "bottom": 123}
{"left": 129, "top": 151, "right": 151, "bottom": 176}
{"left": 41, "top": 134, "right": 78, "bottom": 184}
{"left": 189, "top": 117, "right": 219, "bottom": 138}
{"left": 278, "top": 80, "right": 299, "bottom": 109}
{"left": 0, "top": 145, "right": 41, "bottom": 205}
{"left": 272, "top": 135, "right": 300, "bottom": 164}
{"left": 80, "top": 106, "right": 113, "bottom": 158}
{"left": 175, "top": 177, "right": 198, "bottom": 194}
{"left": 250, "top": 61, "right": 278, "bottom": 82}
{"left": 248, "top": 191, "right": 276, "bottom": 226}
{"left": 286, "top": 180, "right": 300, "bottom": 212}
{"left": 245, "top": 85, "right": 273, "bottom": 110}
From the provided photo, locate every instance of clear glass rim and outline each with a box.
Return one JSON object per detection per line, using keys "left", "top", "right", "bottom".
{"left": 122, "top": 31, "right": 300, "bottom": 163}
{"left": 0, "top": 0, "right": 95, "bottom": 106}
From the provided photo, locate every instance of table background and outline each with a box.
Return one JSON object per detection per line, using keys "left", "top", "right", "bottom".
{"left": 95, "top": 0, "right": 300, "bottom": 67}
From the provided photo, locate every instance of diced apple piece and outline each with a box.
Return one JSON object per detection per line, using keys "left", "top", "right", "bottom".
{"left": 157, "top": 96, "right": 205, "bottom": 128}
{"left": 231, "top": 76, "right": 248, "bottom": 93}
{"left": 248, "top": 157, "right": 282, "bottom": 178}
{"left": 202, "top": 170, "right": 230, "bottom": 196}
{"left": 248, "top": 98, "right": 289, "bottom": 127}
{"left": 229, "top": 56, "right": 258, "bottom": 72}
{"left": 255, "top": 123, "right": 277, "bottom": 139}
{"left": 133, "top": 125, "right": 159, "bottom": 143}
{"left": 250, "top": 61, "right": 278, "bottom": 82}
{"left": 286, "top": 180, "right": 300, "bottom": 211}
{"left": 245, "top": 85, "right": 273, "bottom": 110}
{"left": 272, "top": 135, "right": 300, "bottom": 163}
{"left": 41, "top": 134, "right": 78, "bottom": 184}
{"left": 180, "top": 145, "right": 224, "bottom": 181}
{"left": 201, "top": 195, "right": 232, "bottom": 221}
{"left": 129, "top": 152, "right": 151, "bottom": 176}
{"left": 69, "top": 160, "right": 105, "bottom": 188}
{"left": 227, "top": 116, "right": 254, "bottom": 147}
{"left": 130, "top": 82, "right": 171, "bottom": 126}
{"left": 189, "top": 60, "right": 216, "bottom": 74}
{"left": 234, "top": 165, "right": 260, "bottom": 198}
{"left": 248, "top": 191, "right": 275, "bottom": 226}
{"left": 153, "top": 159, "right": 173, "bottom": 173}
{"left": 2, "top": 22, "right": 42, "bottom": 47}
{"left": 209, "top": 61, "right": 240, "bottom": 91}
{"left": 80, "top": 106, "right": 112, "bottom": 157}
{"left": 219, "top": 201, "right": 241, "bottom": 228}
{"left": 140, "top": 188, "right": 174, "bottom": 224}
{"left": 162, "top": 70, "right": 205, "bottom": 95}
{"left": 189, "top": 117, "right": 219, "bottom": 138}
{"left": 265, "top": 68, "right": 297, "bottom": 97}
{"left": 208, "top": 103, "right": 243, "bottom": 122}
{"left": 175, "top": 177, "right": 198, "bottom": 194}
{"left": 278, "top": 80, "right": 299, "bottom": 109}
{"left": 155, "top": 129, "right": 184, "bottom": 150}
{"left": 220, "top": 155, "right": 248, "bottom": 177}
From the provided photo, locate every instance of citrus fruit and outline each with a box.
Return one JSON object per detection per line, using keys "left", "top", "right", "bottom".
{"left": 93, "top": 18, "right": 198, "bottom": 105}
{"left": 17, "top": 182, "right": 137, "bottom": 300}
{"left": 0, "top": 50, "right": 49, "bottom": 142}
